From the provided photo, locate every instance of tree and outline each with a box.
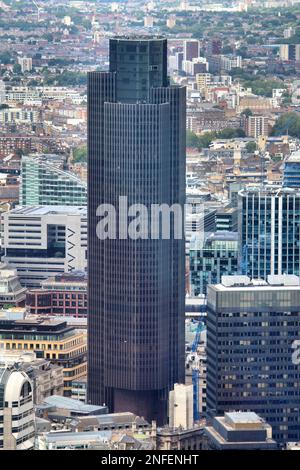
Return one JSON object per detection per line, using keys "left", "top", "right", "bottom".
{"left": 246, "top": 141, "right": 257, "bottom": 153}
{"left": 73, "top": 145, "right": 87, "bottom": 162}
{"left": 186, "top": 130, "right": 200, "bottom": 148}
{"left": 272, "top": 112, "right": 300, "bottom": 137}
{"left": 242, "top": 108, "right": 253, "bottom": 118}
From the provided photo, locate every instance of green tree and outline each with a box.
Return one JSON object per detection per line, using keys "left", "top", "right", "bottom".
{"left": 73, "top": 145, "right": 87, "bottom": 162}
{"left": 246, "top": 141, "right": 257, "bottom": 153}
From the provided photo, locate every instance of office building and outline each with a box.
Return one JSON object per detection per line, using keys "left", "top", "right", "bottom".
{"left": 2, "top": 206, "right": 87, "bottom": 288}
{"left": 0, "top": 350, "right": 64, "bottom": 404}
{"left": 0, "top": 366, "right": 35, "bottom": 450}
{"left": 206, "top": 275, "right": 300, "bottom": 443}
{"left": 88, "top": 36, "right": 186, "bottom": 424}
{"left": 239, "top": 187, "right": 300, "bottom": 279}
{"left": 204, "top": 412, "right": 277, "bottom": 450}
{"left": 184, "top": 40, "right": 200, "bottom": 61}
{"left": 215, "top": 207, "right": 238, "bottom": 232}
{"left": 190, "top": 232, "right": 238, "bottom": 295}
{"left": 26, "top": 272, "right": 87, "bottom": 317}
{"left": 283, "top": 150, "right": 300, "bottom": 188}
{"left": 0, "top": 319, "right": 87, "bottom": 396}
{"left": 20, "top": 154, "right": 87, "bottom": 206}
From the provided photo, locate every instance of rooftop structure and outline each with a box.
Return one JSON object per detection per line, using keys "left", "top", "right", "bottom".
{"left": 205, "top": 412, "right": 277, "bottom": 450}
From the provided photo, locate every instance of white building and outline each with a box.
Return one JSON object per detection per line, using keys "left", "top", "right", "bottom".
{"left": 169, "top": 383, "right": 194, "bottom": 430}
{"left": 17, "top": 57, "right": 32, "bottom": 73}
{"left": 1, "top": 206, "right": 87, "bottom": 288}
{"left": 0, "top": 365, "right": 35, "bottom": 450}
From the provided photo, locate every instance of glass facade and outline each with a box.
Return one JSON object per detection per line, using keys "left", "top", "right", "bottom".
{"left": 190, "top": 232, "right": 238, "bottom": 295}
{"left": 20, "top": 155, "right": 87, "bottom": 206}
{"left": 239, "top": 188, "right": 300, "bottom": 279}
{"left": 88, "top": 37, "right": 186, "bottom": 424}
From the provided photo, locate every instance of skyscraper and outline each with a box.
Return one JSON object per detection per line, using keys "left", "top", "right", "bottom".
{"left": 88, "top": 36, "right": 186, "bottom": 424}
{"left": 206, "top": 275, "right": 300, "bottom": 444}
{"left": 239, "top": 187, "right": 300, "bottom": 280}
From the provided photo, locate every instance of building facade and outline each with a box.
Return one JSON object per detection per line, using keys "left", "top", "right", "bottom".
{"left": 239, "top": 187, "right": 300, "bottom": 280}
{"left": 20, "top": 154, "right": 87, "bottom": 206}
{"left": 0, "top": 319, "right": 87, "bottom": 396}
{"left": 88, "top": 36, "right": 186, "bottom": 424}
{"left": 0, "top": 366, "right": 35, "bottom": 450}
{"left": 206, "top": 275, "right": 300, "bottom": 444}
{"left": 26, "top": 272, "right": 87, "bottom": 317}
{"left": 1, "top": 206, "right": 87, "bottom": 288}
{"left": 190, "top": 232, "right": 239, "bottom": 296}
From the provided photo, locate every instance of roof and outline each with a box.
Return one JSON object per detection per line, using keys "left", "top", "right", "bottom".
{"left": 42, "top": 395, "right": 106, "bottom": 414}
{"left": 8, "top": 205, "right": 87, "bottom": 217}
{"left": 45, "top": 430, "right": 112, "bottom": 444}
{"left": 225, "top": 411, "right": 262, "bottom": 425}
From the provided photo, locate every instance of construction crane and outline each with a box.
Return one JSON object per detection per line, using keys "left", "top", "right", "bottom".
{"left": 32, "top": 0, "right": 42, "bottom": 22}
{"left": 191, "top": 321, "right": 204, "bottom": 422}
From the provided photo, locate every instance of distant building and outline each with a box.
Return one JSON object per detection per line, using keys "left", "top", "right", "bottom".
{"left": 244, "top": 115, "right": 269, "bottom": 138}
{"left": 206, "top": 275, "right": 300, "bottom": 444}
{"left": 17, "top": 57, "right": 32, "bottom": 73}
{"left": 20, "top": 154, "right": 87, "bottom": 206}
{"left": 184, "top": 40, "right": 200, "bottom": 61}
{"left": 2, "top": 206, "right": 87, "bottom": 288}
{"left": 283, "top": 150, "right": 300, "bottom": 188}
{"left": 0, "top": 366, "right": 35, "bottom": 449}
{"left": 280, "top": 44, "right": 300, "bottom": 61}
{"left": 205, "top": 412, "right": 277, "bottom": 450}
{"left": 0, "top": 319, "right": 87, "bottom": 396}
{"left": 190, "top": 232, "right": 238, "bottom": 295}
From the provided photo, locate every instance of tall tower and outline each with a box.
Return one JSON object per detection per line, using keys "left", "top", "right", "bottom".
{"left": 87, "top": 36, "right": 186, "bottom": 424}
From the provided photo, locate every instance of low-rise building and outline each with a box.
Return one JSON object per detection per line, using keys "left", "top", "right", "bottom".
{"left": 204, "top": 412, "right": 277, "bottom": 450}
{"left": 0, "top": 319, "right": 87, "bottom": 396}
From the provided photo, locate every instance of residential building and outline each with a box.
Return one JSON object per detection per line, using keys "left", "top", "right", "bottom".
{"left": 245, "top": 115, "right": 269, "bottom": 138}
{"left": 17, "top": 57, "right": 33, "bottom": 73}
{"left": 0, "top": 319, "right": 87, "bottom": 396}
{"left": 88, "top": 36, "right": 186, "bottom": 424}
{"left": 206, "top": 275, "right": 300, "bottom": 444}
{"left": 2, "top": 206, "right": 87, "bottom": 288}
{"left": 20, "top": 154, "right": 87, "bottom": 206}
{"left": 0, "top": 366, "right": 35, "bottom": 450}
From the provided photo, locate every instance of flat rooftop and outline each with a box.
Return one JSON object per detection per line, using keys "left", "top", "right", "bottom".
{"left": 211, "top": 275, "right": 300, "bottom": 292}
{"left": 8, "top": 205, "right": 87, "bottom": 216}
